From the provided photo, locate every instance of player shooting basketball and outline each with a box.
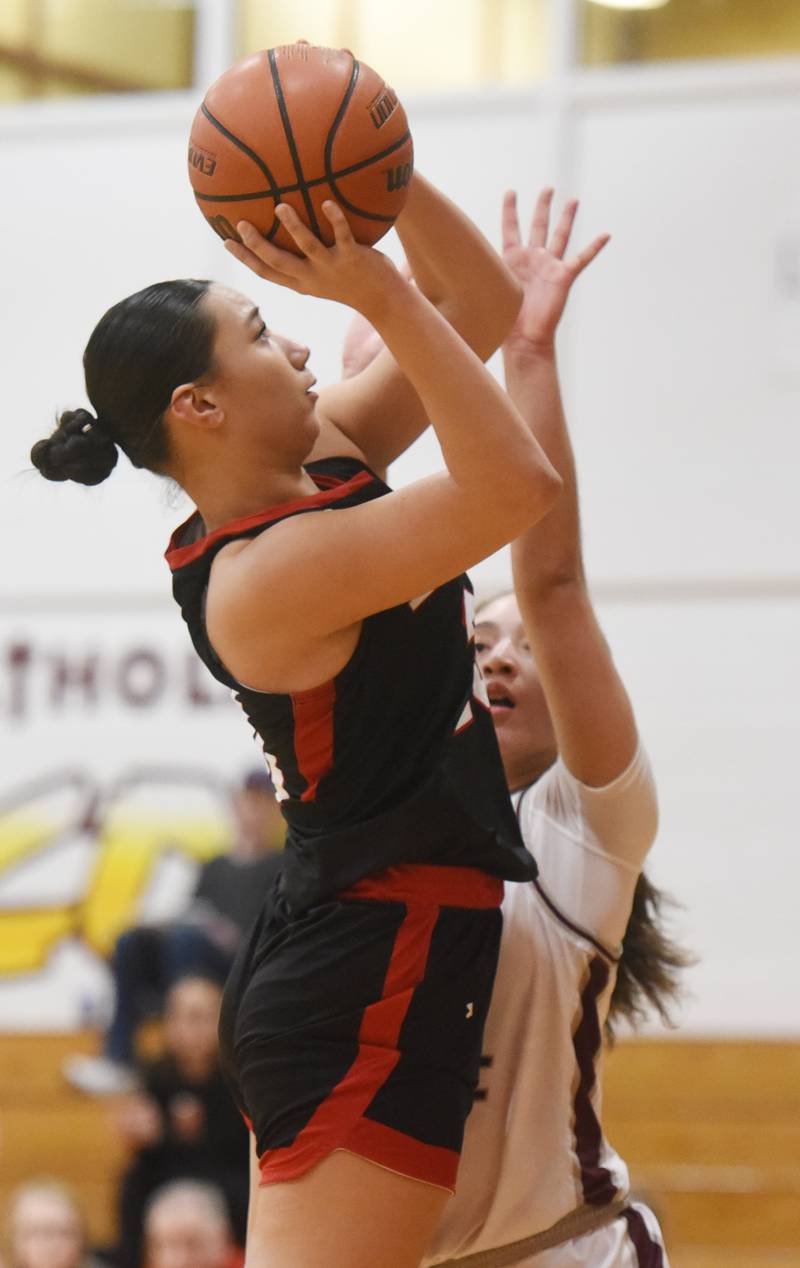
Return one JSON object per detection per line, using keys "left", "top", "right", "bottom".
{"left": 31, "top": 170, "right": 562, "bottom": 1268}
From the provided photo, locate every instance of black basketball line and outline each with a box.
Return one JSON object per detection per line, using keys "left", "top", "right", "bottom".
{"left": 267, "top": 48, "right": 321, "bottom": 238}
{"left": 324, "top": 57, "right": 403, "bottom": 224}
{"left": 193, "top": 130, "right": 413, "bottom": 205}
{"left": 200, "top": 103, "right": 280, "bottom": 198}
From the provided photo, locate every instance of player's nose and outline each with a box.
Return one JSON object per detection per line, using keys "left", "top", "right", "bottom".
{"left": 480, "top": 638, "right": 516, "bottom": 675}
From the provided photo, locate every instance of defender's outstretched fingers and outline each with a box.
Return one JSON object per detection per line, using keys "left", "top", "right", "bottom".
{"left": 549, "top": 198, "right": 579, "bottom": 260}
{"left": 570, "top": 233, "right": 611, "bottom": 277}
{"left": 528, "top": 187, "right": 554, "bottom": 250}
{"left": 274, "top": 203, "right": 324, "bottom": 257}
{"left": 501, "top": 190, "right": 522, "bottom": 253}
{"left": 322, "top": 199, "right": 355, "bottom": 246}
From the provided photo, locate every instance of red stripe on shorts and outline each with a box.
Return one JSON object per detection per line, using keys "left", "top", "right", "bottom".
{"left": 258, "top": 900, "right": 447, "bottom": 1186}
{"left": 343, "top": 863, "right": 503, "bottom": 909}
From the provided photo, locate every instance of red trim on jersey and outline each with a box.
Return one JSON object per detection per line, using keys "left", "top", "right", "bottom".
{"left": 291, "top": 679, "right": 336, "bottom": 803}
{"left": 165, "top": 469, "right": 373, "bottom": 571}
{"left": 342, "top": 863, "right": 503, "bottom": 909}
{"left": 257, "top": 901, "right": 441, "bottom": 1186}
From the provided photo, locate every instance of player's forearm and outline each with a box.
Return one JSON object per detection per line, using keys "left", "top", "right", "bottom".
{"left": 504, "top": 344, "right": 585, "bottom": 594}
{"left": 367, "top": 277, "right": 559, "bottom": 513}
{"left": 395, "top": 173, "right": 522, "bottom": 358}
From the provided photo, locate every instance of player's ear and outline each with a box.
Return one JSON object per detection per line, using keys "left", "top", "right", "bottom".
{"left": 167, "top": 382, "right": 224, "bottom": 432}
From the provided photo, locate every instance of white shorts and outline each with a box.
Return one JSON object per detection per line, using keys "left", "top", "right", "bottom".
{"left": 510, "top": 1204, "right": 668, "bottom": 1268}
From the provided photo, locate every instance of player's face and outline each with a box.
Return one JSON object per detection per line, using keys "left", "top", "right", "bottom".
{"left": 204, "top": 283, "right": 320, "bottom": 461}
{"left": 475, "top": 593, "right": 556, "bottom": 788}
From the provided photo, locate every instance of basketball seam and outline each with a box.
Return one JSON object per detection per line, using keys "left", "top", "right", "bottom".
{"left": 192, "top": 131, "right": 413, "bottom": 207}
{"left": 267, "top": 48, "right": 321, "bottom": 238}
{"left": 199, "top": 103, "right": 282, "bottom": 241}
{"left": 324, "top": 58, "right": 405, "bottom": 224}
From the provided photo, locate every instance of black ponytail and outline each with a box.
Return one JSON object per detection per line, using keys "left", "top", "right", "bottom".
{"left": 31, "top": 279, "right": 214, "bottom": 486}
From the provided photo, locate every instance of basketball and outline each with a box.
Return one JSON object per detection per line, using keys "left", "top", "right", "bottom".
{"left": 188, "top": 43, "right": 414, "bottom": 255}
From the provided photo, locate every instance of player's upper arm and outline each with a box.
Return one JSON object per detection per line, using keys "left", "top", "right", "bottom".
{"left": 514, "top": 576, "right": 640, "bottom": 789}
{"left": 316, "top": 347, "right": 428, "bottom": 473}
{"left": 208, "top": 473, "right": 530, "bottom": 686}
{"left": 524, "top": 753, "right": 658, "bottom": 946}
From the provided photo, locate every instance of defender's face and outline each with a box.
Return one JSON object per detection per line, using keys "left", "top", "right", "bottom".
{"left": 475, "top": 593, "right": 556, "bottom": 780}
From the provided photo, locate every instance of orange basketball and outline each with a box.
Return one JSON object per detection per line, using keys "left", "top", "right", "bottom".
{"left": 188, "top": 43, "right": 414, "bottom": 255}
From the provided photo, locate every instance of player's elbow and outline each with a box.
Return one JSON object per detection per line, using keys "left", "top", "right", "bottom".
{"left": 500, "top": 457, "right": 562, "bottom": 531}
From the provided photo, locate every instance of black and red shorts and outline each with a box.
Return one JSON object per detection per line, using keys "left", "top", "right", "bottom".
{"left": 219, "top": 863, "right": 503, "bottom": 1192}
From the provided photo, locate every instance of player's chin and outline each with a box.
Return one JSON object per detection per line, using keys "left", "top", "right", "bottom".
{"left": 489, "top": 703, "right": 516, "bottom": 728}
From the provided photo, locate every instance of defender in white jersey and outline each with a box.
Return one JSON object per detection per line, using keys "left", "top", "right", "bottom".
{"left": 418, "top": 190, "right": 688, "bottom": 1267}
{"left": 341, "top": 190, "right": 687, "bottom": 1267}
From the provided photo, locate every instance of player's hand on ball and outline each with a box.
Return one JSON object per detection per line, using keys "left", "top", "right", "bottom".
{"left": 225, "top": 200, "right": 398, "bottom": 315}
{"left": 502, "top": 188, "right": 610, "bottom": 356}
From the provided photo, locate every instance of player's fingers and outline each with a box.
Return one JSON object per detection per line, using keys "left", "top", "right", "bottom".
{"left": 322, "top": 199, "right": 355, "bottom": 247}
{"left": 236, "top": 220, "right": 304, "bottom": 275}
{"left": 501, "top": 190, "right": 521, "bottom": 252}
{"left": 569, "top": 233, "right": 611, "bottom": 277}
{"left": 224, "top": 238, "right": 301, "bottom": 290}
{"left": 549, "top": 198, "right": 579, "bottom": 258}
{"left": 528, "top": 187, "right": 554, "bottom": 249}
{"left": 273, "top": 203, "right": 327, "bottom": 258}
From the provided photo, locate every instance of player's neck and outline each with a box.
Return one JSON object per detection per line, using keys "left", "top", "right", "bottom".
{"left": 183, "top": 456, "right": 319, "bottom": 535}
{"left": 506, "top": 747, "right": 558, "bottom": 794}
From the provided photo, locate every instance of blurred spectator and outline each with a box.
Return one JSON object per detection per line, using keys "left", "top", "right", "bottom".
{"left": 4, "top": 1179, "right": 102, "bottom": 1268}
{"left": 64, "top": 769, "right": 283, "bottom": 1095}
{"left": 143, "top": 1182, "right": 242, "bottom": 1268}
{"left": 106, "top": 977, "right": 249, "bottom": 1268}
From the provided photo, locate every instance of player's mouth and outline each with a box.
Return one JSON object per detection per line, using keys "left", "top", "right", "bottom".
{"left": 486, "top": 683, "right": 516, "bottom": 717}
{"left": 304, "top": 373, "right": 318, "bottom": 402}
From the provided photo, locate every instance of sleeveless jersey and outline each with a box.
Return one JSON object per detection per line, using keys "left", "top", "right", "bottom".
{"left": 166, "top": 456, "right": 535, "bottom": 913}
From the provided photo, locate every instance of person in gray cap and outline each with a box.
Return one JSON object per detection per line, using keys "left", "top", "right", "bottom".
{"left": 64, "top": 769, "right": 284, "bottom": 1096}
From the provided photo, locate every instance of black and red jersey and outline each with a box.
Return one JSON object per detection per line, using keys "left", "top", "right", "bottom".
{"left": 166, "top": 456, "right": 535, "bottom": 912}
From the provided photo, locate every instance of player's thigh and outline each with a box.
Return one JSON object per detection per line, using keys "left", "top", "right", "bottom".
{"left": 246, "top": 1148, "right": 450, "bottom": 1268}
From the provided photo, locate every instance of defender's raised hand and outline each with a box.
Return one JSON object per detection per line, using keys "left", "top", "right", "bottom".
{"left": 502, "top": 189, "right": 610, "bottom": 355}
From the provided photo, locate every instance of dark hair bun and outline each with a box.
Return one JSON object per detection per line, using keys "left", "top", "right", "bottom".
{"left": 30, "top": 409, "right": 118, "bottom": 486}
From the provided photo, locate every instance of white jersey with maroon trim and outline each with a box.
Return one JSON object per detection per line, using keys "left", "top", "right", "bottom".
{"left": 423, "top": 746, "right": 665, "bottom": 1266}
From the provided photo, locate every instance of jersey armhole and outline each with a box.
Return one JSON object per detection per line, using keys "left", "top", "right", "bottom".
{"left": 532, "top": 877, "right": 621, "bottom": 964}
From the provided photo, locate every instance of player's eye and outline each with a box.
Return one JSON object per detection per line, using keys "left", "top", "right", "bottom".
{"left": 475, "top": 640, "right": 489, "bottom": 654}
{"left": 256, "top": 324, "right": 270, "bottom": 342}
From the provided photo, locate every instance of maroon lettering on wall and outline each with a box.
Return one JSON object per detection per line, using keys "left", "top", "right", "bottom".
{"left": 1, "top": 638, "right": 231, "bottom": 722}
{"left": 7, "top": 642, "right": 32, "bottom": 719}
{"left": 48, "top": 653, "right": 100, "bottom": 710}
{"left": 185, "top": 654, "right": 219, "bottom": 707}
{"left": 117, "top": 649, "right": 167, "bottom": 707}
